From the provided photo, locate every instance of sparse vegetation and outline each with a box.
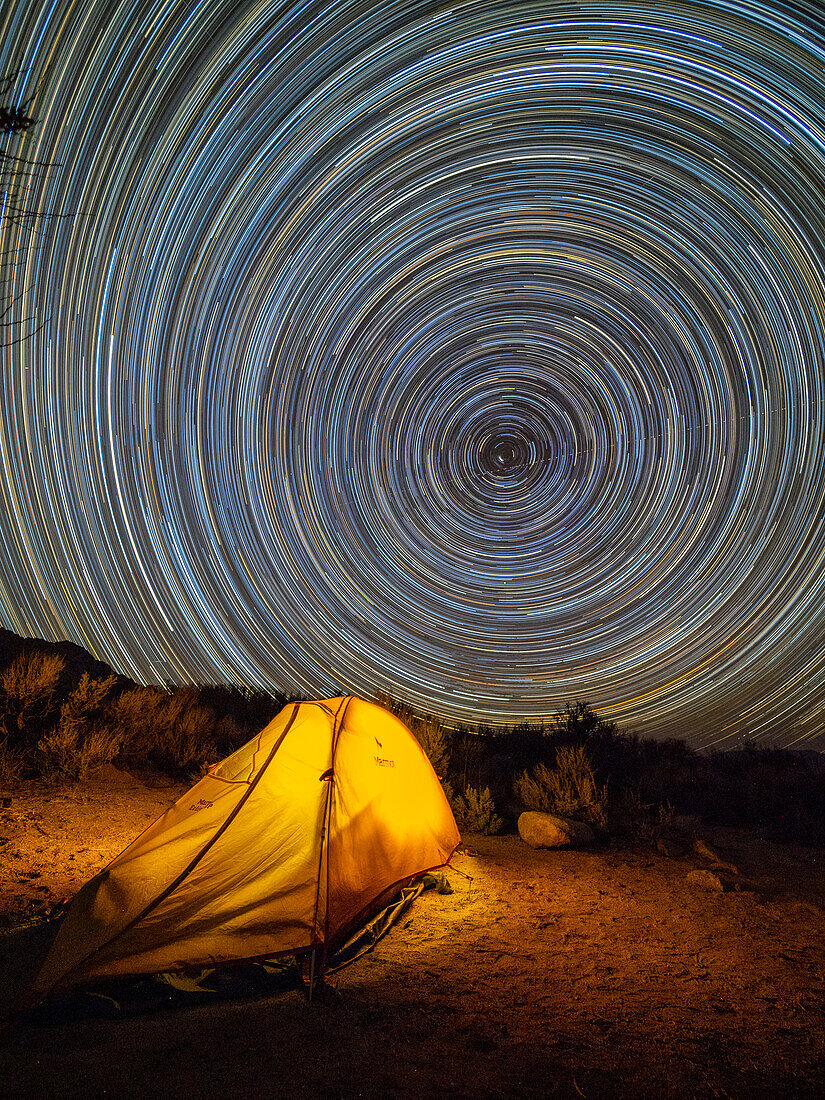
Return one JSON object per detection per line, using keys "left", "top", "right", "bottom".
{"left": 514, "top": 744, "right": 608, "bottom": 831}
{"left": 372, "top": 693, "right": 823, "bottom": 846}
{"left": 0, "top": 651, "right": 64, "bottom": 742}
{"left": 449, "top": 784, "right": 503, "bottom": 834}
{"left": 0, "top": 734, "right": 25, "bottom": 786}
{"left": 36, "top": 672, "right": 120, "bottom": 781}
{"left": 0, "top": 642, "right": 285, "bottom": 784}
{"left": 110, "top": 682, "right": 285, "bottom": 777}
{"left": 113, "top": 686, "right": 219, "bottom": 774}
{"left": 0, "top": 640, "right": 821, "bottom": 846}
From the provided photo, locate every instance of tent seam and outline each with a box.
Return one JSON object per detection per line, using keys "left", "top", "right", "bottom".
{"left": 310, "top": 696, "right": 350, "bottom": 947}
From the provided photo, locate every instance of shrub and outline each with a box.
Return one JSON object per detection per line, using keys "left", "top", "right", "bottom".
{"left": 36, "top": 722, "right": 79, "bottom": 780}
{"left": 0, "top": 652, "right": 65, "bottom": 742}
{"left": 450, "top": 784, "right": 503, "bottom": 834}
{"left": 0, "top": 737, "right": 25, "bottom": 786}
{"left": 514, "top": 744, "right": 607, "bottom": 830}
{"left": 37, "top": 721, "right": 122, "bottom": 783}
{"left": 111, "top": 686, "right": 166, "bottom": 755}
{"left": 74, "top": 725, "right": 124, "bottom": 776}
{"left": 36, "top": 672, "right": 120, "bottom": 780}
{"left": 554, "top": 701, "right": 618, "bottom": 744}
{"left": 410, "top": 716, "right": 451, "bottom": 778}
{"left": 111, "top": 685, "right": 219, "bottom": 775}
{"left": 56, "top": 672, "right": 117, "bottom": 743}
{"left": 165, "top": 704, "right": 219, "bottom": 773}
{"left": 188, "top": 683, "right": 283, "bottom": 737}
{"left": 214, "top": 714, "right": 244, "bottom": 755}
{"left": 611, "top": 787, "right": 678, "bottom": 844}
{"left": 449, "top": 727, "right": 489, "bottom": 794}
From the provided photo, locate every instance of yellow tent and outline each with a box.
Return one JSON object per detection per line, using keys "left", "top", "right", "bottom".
{"left": 30, "top": 696, "right": 460, "bottom": 1000}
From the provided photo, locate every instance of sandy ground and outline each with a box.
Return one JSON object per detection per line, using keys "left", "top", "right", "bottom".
{"left": 1, "top": 765, "right": 824, "bottom": 1099}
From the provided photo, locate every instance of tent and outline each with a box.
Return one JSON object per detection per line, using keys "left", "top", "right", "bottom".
{"left": 29, "top": 696, "right": 460, "bottom": 1001}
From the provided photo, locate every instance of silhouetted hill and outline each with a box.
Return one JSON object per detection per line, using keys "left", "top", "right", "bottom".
{"left": 0, "top": 628, "right": 132, "bottom": 690}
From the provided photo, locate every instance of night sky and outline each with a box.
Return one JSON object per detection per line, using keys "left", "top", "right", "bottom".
{"left": 1, "top": 0, "right": 824, "bottom": 747}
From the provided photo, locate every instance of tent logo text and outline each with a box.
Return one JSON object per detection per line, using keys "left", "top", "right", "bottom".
{"left": 374, "top": 755, "right": 395, "bottom": 768}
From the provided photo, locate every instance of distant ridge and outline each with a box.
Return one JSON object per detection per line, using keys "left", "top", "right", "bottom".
{"left": 0, "top": 628, "right": 131, "bottom": 690}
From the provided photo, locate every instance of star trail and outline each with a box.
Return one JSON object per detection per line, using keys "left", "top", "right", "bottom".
{"left": 1, "top": 0, "right": 824, "bottom": 746}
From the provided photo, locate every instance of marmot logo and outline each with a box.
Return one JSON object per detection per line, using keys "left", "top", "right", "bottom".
{"left": 374, "top": 755, "right": 395, "bottom": 768}
{"left": 189, "top": 798, "right": 213, "bottom": 811}
{"left": 374, "top": 736, "right": 383, "bottom": 749}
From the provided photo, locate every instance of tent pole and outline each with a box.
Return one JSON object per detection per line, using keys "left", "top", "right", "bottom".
{"left": 308, "top": 948, "right": 316, "bottom": 1002}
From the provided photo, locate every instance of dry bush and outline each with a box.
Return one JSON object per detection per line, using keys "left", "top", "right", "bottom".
{"left": 57, "top": 672, "right": 117, "bottom": 738}
{"left": 111, "top": 685, "right": 164, "bottom": 735}
{"left": 450, "top": 784, "right": 503, "bottom": 834}
{"left": 35, "top": 722, "right": 78, "bottom": 781}
{"left": 75, "top": 725, "right": 123, "bottom": 775}
{"left": 110, "top": 686, "right": 172, "bottom": 760}
{"left": 166, "top": 705, "right": 219, "bottom": 772}
{"left": 36, "top": 672, "right": 120, "bottom": 781}
{"left": 0, "top": 652, "right": 64, "bottom": 740}
{"left": 189, "top": 684, "right": 283, "bottom": 739}
{"left": 214, "top": 714, "right": 244, "bottom": 754}
{"left": 37, "top": 722, "right": 122, "bottom": 783}
{"left": 410, "top": 717, "right": 451, "bottom": 778}
{"left": 0, "top": 737, "right": 26, "bottom": 786}
{"left": 611, "top": 787, "right": 678, "bottom": 844}
{"left": 515, "top": 744, "right": 607, "bottom": 830}
{"left": 112, "top": 685, "right": 219, "bottom": 775}
{"left": 449, "top": 727, "right": 488, "bottom": 793}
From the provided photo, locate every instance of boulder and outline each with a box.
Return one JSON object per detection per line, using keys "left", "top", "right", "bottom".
{"left": 518, "top": 811, "right": 594, "bottom": 849}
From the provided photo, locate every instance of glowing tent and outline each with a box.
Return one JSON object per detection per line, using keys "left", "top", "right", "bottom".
{"left": 30, "top": 696, "right": 460, "bottom": 1000}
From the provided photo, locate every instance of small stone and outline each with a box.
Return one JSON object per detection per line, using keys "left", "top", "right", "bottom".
{"left": 707, "top": 860, "right": 739, "bottom": 876}
{"left": 692, "top": 838, "right": 721, "bottom": 862}
{"left": 686, "top": 869, "right": 725, "bottom": 893}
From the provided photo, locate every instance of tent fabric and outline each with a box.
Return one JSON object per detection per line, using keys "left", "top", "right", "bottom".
{"left": 19, "top": 873, "right": 451, "bottom": 1024}
{"left": 29, "top": 696, "right": 460, "bottom": 1000}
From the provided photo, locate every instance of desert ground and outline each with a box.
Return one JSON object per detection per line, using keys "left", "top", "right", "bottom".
{"left": 1, "top": 764, "right": 824, "bottom": 1099}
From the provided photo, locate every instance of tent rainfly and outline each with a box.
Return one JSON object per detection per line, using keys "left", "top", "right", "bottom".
{"left": 29, "top": 696, "right": 461, "bottom": 1001}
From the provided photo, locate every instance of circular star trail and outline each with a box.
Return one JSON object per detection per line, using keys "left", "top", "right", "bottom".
{"left": 1, "top": 0, "right": 825, "bottom": 745}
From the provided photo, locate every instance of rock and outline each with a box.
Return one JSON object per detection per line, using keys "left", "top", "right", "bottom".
{"left": 656, "top": 838, "right": 684, "bottom": 859}
{"left": 692, "top": 838, "right": 721, "bottom": 862}
{"left": 707, "top": 860, "right": 739, "bottom": 876}
{"left": 686, "top": 869, "right": 725, "bottom": 893}
{"left": 518, "top": 811, "right": 594, "bottom": 849}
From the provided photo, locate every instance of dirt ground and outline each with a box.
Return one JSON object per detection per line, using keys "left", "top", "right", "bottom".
{"left": 1, "top": 765, "right": 824, "bottom": 1099}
